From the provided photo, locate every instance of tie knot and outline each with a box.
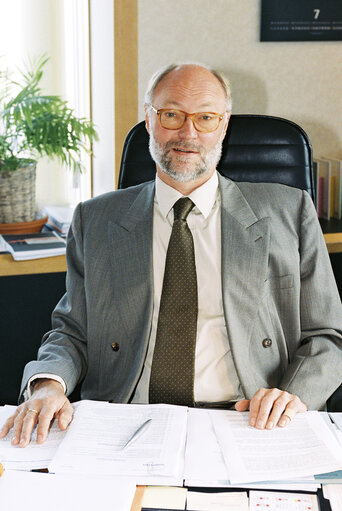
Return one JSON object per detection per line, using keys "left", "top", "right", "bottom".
{"left": 173, "top": 197, "right": 194, "bottom": 222}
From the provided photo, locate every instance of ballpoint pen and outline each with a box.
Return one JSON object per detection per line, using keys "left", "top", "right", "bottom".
{"left": 121, "top": 418, "right": 152, "bottom": 450}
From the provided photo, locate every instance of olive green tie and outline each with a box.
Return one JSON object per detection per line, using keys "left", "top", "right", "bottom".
{"left": 149, "top": 197, "right": 198, "bottom": 406}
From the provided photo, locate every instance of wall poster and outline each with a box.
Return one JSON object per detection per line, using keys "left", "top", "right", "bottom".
{"left": 261, "top": 0, "right": 342, "bottom": 41}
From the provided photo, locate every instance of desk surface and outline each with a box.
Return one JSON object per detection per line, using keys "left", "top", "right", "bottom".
{"left": 324, "top": 232, "right": 342, "bottom": 254}
{"left": 0, "top": 253, "right": 67, "bottom": 277}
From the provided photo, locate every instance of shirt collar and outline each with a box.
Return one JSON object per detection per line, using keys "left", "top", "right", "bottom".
{"left": 155, "top": 171, "right": 219, "bottom": 219}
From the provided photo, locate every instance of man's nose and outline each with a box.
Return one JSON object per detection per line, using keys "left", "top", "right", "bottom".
{"left": 178, "top": 116, "right": 198, "bottom": 138}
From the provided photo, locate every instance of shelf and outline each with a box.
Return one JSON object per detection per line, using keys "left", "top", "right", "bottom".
{"left": 319, "top": 218, "right": 342, "bottom": 234}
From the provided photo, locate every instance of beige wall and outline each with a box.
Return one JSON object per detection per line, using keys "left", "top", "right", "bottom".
{"left": 138, "top": 0, "right": 342, "bottom": 159}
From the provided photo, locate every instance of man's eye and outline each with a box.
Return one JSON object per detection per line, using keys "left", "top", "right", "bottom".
{"left": 200, "top": 114, "right": 214, "bottom": 121}
{"left": 165, "top": 111, "right": 176, "bottom": 118}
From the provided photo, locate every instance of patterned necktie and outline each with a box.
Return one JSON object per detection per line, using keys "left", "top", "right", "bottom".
{"left": 149, "top": 197, "right": 198, "bottom": 406}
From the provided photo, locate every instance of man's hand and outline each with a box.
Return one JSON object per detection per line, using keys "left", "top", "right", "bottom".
{"left": 0, "top": 379, "right": 73, "bottom": 447}
{"left": 235, "top": 388, "right": 307, "bottom": 429}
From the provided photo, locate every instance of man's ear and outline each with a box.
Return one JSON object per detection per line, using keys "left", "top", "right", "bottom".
{"left": 222, "top": 112, "right": 231, "bottom": 139}
{"left": 144, "top": 104, "right": 151, "bottom": 134}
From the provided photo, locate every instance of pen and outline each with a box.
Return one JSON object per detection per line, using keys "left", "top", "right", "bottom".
{"left": 0, "top": 462, "right": 4, "bottom": 477}
{"left": 121, "top": 418, "right": 152, "bottom": 450}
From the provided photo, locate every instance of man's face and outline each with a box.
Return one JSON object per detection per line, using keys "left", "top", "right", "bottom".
{"left": 145, "top": 65, "right": 230, "bottom": 184}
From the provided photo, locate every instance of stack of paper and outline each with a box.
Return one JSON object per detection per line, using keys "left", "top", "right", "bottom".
{"left": 48, "top": 401, "right": 188, "bottom": 485}
{"left": 2, "top": 402, "right": 342, "bottom": 491}
{"left": 0, "top": 404, "right": 72, "bottom": 470}
{"left": 0, "top": 232, "right": 66, "bottom": 260}
{"left": 211, "top": 410, "right": 342, "bottom": 485}
{"left": 44, "top": 205, "right": 74, "bottom": 235}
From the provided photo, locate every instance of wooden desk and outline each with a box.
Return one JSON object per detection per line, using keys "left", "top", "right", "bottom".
{"left": 0, "top": 253, "right": 67, "bottom": 277}
{"left": 324, "top": 232, "right": 342, "bottom": 253}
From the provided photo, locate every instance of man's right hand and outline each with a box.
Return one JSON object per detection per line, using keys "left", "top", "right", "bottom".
{"left": 0, "top": 379, "right": 73, "bottom": 447}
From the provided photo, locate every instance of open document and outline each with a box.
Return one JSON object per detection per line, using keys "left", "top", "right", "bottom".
{"left": 0, "top": 405, "right": 69, "bottom": 470}
{"left": 48, "top": 401, "right": 187, "bottom": 484}
{"left": 184, "top": 408, "right": 320, "bottom": 491}
{"left": 211, "top": 410, "right": 342, "bottom": 484}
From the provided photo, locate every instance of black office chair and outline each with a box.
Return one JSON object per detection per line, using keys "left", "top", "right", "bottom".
{"left": 118, "top": 114, "right": 342, "bottom": 411}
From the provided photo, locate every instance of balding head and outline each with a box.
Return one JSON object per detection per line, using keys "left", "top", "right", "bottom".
{"left": 145, "top": 63, "right": 232, "bottom": 112}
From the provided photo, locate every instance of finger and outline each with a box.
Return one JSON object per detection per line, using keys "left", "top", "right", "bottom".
{"left": 0, "top": 409, "right": 20, "bottom": 438}
{"left": 278, "top": 399, "right": 307, "bottom": 428}
{"left": 16, "top": 408, "right": 40, "bottom": 447}
{"left": 248, "top": 388, "right": 271, "bottom": 428}
{"left": 264, "top": 392, "right": 292, "bottom": 430}
{"left": 35, "top": 406, "right": 57, "bottom": 444}
{"left": 56, "top": 401, "right": 74, "bottom": 430}
{"left": 10, "top": 407, "right": 30, "bottom": 445}
{"left": 234, "top": 400, "right": 250, "bottom": 412}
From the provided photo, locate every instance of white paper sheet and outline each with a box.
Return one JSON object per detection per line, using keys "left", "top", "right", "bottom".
{"left": 211, "top": 410, "right": 342, "bottom": 484}
{"left": 48, "top": 401, "right": 187, "bottom": 483}
{"left": 186, "top": 490, "right": 248, "bottom": 510}
{"left": 142, "top": 485, "right": 187, "bottom": 509}
{"left": 0, "top": 470, "right": 136, "bottom": 511}
{"left": 183, "top": 408, "right": 230, "bottom": 486}
{"left": 249, "top": 490, "right": 319, "bottom": 510}
{"left": 329, "top": 413, "right": 342, "bottom": 432}
{"left": 0, "top": 405, "right": 69, "bottom": 470}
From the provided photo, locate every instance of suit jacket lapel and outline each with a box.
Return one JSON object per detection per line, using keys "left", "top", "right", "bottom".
{"left": 219, "top": 175, "right": 270, "bottom": 393}
{"left": 107, "top": 181, "right": 155, "bottom": 339}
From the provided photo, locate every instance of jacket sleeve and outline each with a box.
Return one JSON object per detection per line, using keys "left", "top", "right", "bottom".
{"left": 20, "top": 203, "right": 88, "bottom": 400}
{"left": 279, "top": 191, "right": 342, "bottom": 409}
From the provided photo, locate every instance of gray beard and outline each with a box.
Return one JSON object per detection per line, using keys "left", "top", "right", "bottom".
{"left": 149, "top": 133, "right": 223, "bottom": 183}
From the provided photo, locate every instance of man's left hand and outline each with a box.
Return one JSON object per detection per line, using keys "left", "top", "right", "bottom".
{"left": 235, "top": 388, "right": 307, "bottom": 429}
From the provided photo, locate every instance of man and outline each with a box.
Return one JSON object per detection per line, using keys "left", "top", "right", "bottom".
{"left": 1, "top": 63, "right": 342, "bottom": 447}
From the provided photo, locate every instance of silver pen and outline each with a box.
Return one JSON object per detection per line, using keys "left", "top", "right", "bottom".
{"left": 121, "top": 418, "right": 152, "bottom": 450}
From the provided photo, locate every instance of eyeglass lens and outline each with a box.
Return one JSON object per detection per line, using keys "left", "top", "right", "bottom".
{"left": 159, "top": 110, "right": 221, "bottom": 132}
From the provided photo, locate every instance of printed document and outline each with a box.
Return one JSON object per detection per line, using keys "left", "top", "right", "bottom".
{"left": 249, "top": 490, "right": 319, "bottom": 511}
{"left": 48, "top": 401, "right": 187, "bottom": 482}
{"left": 211, "top": 410, "right": 342, "bottom": 484}
{"left": 0, "top": 405, "right": 68, "bottom": 470}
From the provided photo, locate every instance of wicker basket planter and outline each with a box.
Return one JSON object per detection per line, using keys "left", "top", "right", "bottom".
{"left": 0, "top": 162, "right": 36, "bottom": 223}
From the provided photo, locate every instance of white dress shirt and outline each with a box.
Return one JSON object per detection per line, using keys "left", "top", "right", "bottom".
{"left": 132, "top": 171, "right": 243, "bottom": 404}
{"left": 29, "top": 172, "right": 243, "bottom": 403}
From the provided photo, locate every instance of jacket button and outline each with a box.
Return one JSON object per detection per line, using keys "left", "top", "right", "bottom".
{"left": 262, "top": 338, "right": 272, "bottom": 348}
{"left": 111, "top": 342, "right": 120, "bottom": 352}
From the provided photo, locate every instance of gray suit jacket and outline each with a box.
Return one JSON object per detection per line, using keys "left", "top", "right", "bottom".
{"left": 21, "top": 175, "right": 342, "bottom": 409}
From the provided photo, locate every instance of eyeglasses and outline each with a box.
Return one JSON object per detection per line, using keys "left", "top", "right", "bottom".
{"left": 150, "top": 105, "right": 226, "bottom": 133}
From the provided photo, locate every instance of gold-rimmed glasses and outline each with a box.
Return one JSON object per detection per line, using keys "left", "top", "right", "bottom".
{"left": 150, "top": 105, "right": 226, "bottom": 133}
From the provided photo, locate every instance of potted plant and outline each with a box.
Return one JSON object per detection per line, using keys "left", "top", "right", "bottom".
{"left": 0, "top": 57, "right": 97, "bottom": 225}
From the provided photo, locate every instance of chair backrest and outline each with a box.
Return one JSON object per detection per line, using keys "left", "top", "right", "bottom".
{"left": 118, "top": 114, "right": 314, "bottom": 202}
